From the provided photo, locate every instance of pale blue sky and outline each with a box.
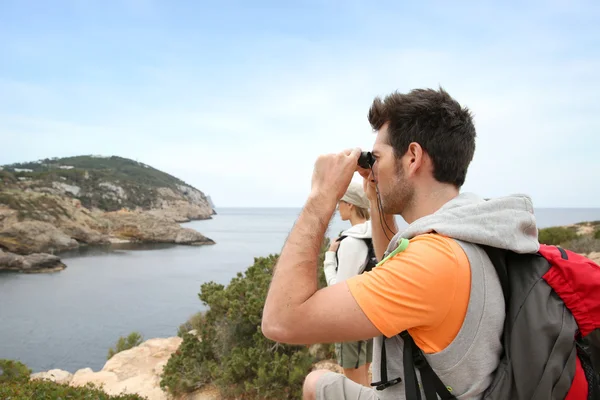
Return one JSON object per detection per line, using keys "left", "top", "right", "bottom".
{"left": 1, "top": 0, "right": 598, "bottom": 207}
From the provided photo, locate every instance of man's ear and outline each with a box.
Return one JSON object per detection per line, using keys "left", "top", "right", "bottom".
{"left": 407, "top": 142, "right": 424, "bottom": 175}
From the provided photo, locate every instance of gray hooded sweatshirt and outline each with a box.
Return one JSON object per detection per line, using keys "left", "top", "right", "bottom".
{"left": 371, "top": 192, "right": 539, "bottom": 399}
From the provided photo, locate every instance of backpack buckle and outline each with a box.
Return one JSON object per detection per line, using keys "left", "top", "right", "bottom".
{"left": 413, "top": 351, "right": 427, "bottom": 369}
{"left": 372, "top": 377, "right": 402, "bottom": 391}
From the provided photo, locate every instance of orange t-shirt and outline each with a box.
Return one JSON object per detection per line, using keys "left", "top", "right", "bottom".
{"left": 346, "top": 233, "right": 471, "bottom": 353}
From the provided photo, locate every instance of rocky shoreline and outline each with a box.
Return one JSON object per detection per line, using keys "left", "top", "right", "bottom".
{"left": 0, "top": 191, "right": 216, "bottom": 273}
{"left": 0, "top": 250, "right": 66, "bottom": 273}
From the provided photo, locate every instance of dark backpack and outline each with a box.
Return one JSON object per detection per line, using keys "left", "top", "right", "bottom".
{"left": 334, "top": 235, "right": 378, "bottom": 274}
{"left": 375, "top": 244, "right": 600, "bottom": 399}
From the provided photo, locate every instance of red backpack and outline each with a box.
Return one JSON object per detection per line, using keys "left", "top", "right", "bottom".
{"left": 396, "top": 244, "right": 600, "bottom": 399}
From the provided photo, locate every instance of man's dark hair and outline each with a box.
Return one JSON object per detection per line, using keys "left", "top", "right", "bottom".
{"left": 368, "top": 87, "right": 476, "bottom": 187}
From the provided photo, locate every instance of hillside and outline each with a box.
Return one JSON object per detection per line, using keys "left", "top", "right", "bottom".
{"left": 0, "top": 155, "right": 214, "bottom": 217}
{"left": 0, "top": 155, "right": 216, "bottom": 273}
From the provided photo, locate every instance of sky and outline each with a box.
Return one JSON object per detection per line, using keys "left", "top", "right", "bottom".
{"left": 1, "top": 0, "right": 598, "bottom": 208}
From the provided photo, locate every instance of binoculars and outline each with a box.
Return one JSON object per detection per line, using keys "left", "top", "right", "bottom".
{"left": 358, "top": 151, "right": 375, "bottom": 169}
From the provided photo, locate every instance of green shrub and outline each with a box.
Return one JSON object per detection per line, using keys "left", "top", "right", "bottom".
{"left": 0, "top": 380, "right": 146, "bottom": 399}
{"left": 178, "top": 311, "right": 206, "bottom": 337}
{"left": 161, "top": 237, "right": 333, "bottom": 399}
{"left": 595, "top": 228, "right": 600, "bottom": 240}
{"left": 0, "top": 359, "right": 31, "bottom": 384}
{"left": 107, "top": 332, "right": 144, "bottom": 360}
{"left": 538, "top": 226, "right": 578, "bottom": 246}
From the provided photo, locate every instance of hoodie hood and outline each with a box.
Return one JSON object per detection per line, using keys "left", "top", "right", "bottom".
{"left": 386, "top": 192, "right": 539, "bottom": 255}
{"left": 342, "top": 220, "right": 372, "bottom": 240}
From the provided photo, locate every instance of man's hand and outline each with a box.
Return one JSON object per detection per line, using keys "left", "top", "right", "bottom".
{"left": 328, "top": 238, "right": 341, "bottom": 252}
{"left": 356, "top": 165, "right": 377, "bottom": 203}
{"left": 311, "top": 148, "right": 361, "bottom": 205}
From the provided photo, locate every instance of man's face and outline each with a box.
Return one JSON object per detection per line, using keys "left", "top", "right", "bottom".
{"left": 371, "top": 123, "right": 414, "bottom": 215}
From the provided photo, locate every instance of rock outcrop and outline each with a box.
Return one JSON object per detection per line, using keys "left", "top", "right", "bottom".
{"left": 32, "top": 336, "right": 221, "bottom": 400}
{"left": 0, "top": 249, "right": 66, "bottom": 273}
{"left": 0, "top": 221, "right": 79, "bottom": 254}
{"left": 0, "top": 155, "right": 217, "bottom": 272}
{"left": 31, "top": 369, "right": 73, "bottom": 384}
{"left": 104, "top": 211, "right": 214, "bottom": 246}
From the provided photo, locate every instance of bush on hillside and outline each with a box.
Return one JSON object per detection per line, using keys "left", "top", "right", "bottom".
{"left": 177, "top": 311, "right": 206, "bottom": 337}
{"left": 160, "top": 237, "right": 333, "bottom": 399}
{"left": 538, "top": 226, "right": 578, "bottom": 246}
{"left": 0, "top": 380, "right": 146, "bottom": 400}
{"left": 0, "top": 359, "right": 145, "bottom": 399}
{"left": 0, "top": 359, "right": 31, "bottom": 384}
{"left": 595, "top": 228, "right": 600, "bottom": 240}
{"left": 562, "top": 236, "right": 600, "bottom": 255}
{"left": 107, "top": 332, "right": 144, "bottom": 360}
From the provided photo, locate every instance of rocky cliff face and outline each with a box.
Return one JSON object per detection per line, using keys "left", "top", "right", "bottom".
{"left": 0, "top": 155, "right": 216, "bottom": 273}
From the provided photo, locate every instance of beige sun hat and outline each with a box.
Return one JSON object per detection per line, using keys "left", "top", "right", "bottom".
{"left": 340, "top": 182, "right": 370, "bottom": 209}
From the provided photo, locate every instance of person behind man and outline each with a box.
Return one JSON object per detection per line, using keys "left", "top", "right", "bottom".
{"left": 323, "top": 182, "right": 374, "bottom": 386}
{"left": 261, "top": 87, "right": 540, "bottom": 399}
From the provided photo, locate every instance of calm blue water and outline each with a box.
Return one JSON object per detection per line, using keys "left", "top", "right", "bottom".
{"left": 1, "top": 207, "right": 599, "bottom": 373}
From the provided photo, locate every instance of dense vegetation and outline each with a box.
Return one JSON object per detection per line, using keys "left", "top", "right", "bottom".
{"left": 0, "top": 359, "right": 31, "bottom": 384}
{"left": 160, "top": 238, "right": 334, "bottom": 399}
{"left": 538, "top": 226, "right": 578, "bottom": 246}
{"left": 0, "top": 155, "right": 207, "bottom": 212}
{"left": 0, "top": 359, "right": 146, "bottom": 400}
{"left": 3, "top": 156, "right": 188, "bottom": 189}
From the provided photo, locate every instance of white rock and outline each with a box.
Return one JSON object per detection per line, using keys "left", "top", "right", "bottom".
{"left": 99, "top": 182, "right": 127, "bottom": 199}
{"left": 71, "top": 370, "right": 119, "bottom": 388}
{"left": 52, "top": 181, "right": 81, "bottom": 196}
{"left": 66, "top": 337, "right": 183, "bottom": 400}
{"left": 31, "top": 369, "right": 73, "bottom": 384}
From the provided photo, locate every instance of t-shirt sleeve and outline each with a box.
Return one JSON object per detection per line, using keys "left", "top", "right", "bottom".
{"left": 346, "top": 234, "right": 468, "bottom": 338}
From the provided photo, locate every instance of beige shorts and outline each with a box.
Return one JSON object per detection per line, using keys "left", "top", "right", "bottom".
{"left": 335, "top": 338, "right": 374, "bottom": 369}
{"left": 316, "top": 371, "right": 379, "bottom": 400}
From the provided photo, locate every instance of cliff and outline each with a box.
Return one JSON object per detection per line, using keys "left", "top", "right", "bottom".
{"left": 0, "top": 155, "right": 216, "bottom": 272}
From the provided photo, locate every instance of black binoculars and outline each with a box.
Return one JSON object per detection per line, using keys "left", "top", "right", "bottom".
{"left": 358, "top": 151, "right": 375, "bottom": 169}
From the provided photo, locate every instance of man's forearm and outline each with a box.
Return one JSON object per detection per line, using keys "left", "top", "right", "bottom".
{"left": 262, "top": 192, "right": 336, "bottom": 338}
{"left": 370, "top": 204, "right": 398, "bottom": 261}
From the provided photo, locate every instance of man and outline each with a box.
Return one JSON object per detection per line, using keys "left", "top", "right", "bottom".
{"left": 262, "top": 87, "right": 539, "bottom": 399}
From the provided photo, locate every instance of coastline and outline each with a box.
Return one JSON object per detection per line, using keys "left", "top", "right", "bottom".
{"left": 0, "top": 207, "right": 216, "bottom": 273}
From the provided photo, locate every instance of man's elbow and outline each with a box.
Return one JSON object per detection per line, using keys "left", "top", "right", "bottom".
{"left": 261, "top": 315, "right": 296, "bottom": 343}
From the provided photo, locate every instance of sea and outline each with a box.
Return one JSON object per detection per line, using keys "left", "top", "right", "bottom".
{"left": 1, "top": 207, "right": 600, "bottom": 373}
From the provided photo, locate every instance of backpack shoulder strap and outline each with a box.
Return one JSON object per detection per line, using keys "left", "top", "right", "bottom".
{"left": 400, "top": 331, "right": 457, "bottom": 400}
{"left": 334, "top": 235, "right": 348, "bottom": 268}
